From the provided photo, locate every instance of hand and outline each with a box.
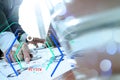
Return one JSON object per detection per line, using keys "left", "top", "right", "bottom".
{"left": 4, "top": 43, "right": 31, "bottom": 63}
{"left": 27, "top": 36, "right": 45, "bottom": 47}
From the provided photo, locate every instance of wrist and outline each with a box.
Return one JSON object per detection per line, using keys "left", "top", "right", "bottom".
{"left": 20, "top": 33, "right": 28, "bottom": 42}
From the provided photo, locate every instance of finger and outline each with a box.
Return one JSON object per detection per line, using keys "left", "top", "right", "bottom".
{"left": 10, "top": 51, "right": 16, "bottom": 62}
{"left": 21, "top": 43, "right": 31, "bottom": 63}
{"left": 17, "top": 49, "right": 24, "bottom": 61}
{"left": 4, "top": 51, "right": 12, "bottom": 63}
{"left": 7, "top": 54, "right": 12, "bottom": 63}
{"left": 11, "top": 44, "right": 19, "bottom": 62}
{"left": 29, "top": 38, "right": 45, "bottom": 44}
{"left": 4, "top": 55, "right": 8, "bottom": 62}
{"left": 33, "top": 38, "right": 45, "bottom": 43}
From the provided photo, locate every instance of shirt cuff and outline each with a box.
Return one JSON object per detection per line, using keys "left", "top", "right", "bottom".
{"left": 20, "top": 33, "right": 28, "bottom": 42}
{"left": 0, "top": 32, "right": 19, "bottom": 52}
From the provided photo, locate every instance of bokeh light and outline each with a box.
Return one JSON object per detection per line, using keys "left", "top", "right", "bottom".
{"left": 100, "top": 59, "right": 112, "bottom": 72}
{"left": 106, "top": 42, "right": 117, "bottom": 55}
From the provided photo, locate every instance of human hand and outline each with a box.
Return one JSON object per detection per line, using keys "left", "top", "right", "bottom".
{"left": 4, "top": 43, "right": 31, "bottom": 63}
{"left": 27, "top": 36, "right": 45, "bottom": 47}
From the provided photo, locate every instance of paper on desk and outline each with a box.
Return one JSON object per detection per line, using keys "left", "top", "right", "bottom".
{"left": 0, "top": 48, "right": 75, "bottom": 80}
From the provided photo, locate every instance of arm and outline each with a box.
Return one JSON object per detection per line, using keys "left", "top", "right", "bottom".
{"left": 7, "top": 0, "right": 26, "bottom": 41}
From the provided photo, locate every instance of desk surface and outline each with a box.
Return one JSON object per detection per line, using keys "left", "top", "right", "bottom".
{"left": 0, "top": 48, "right": 75, "bottom": 80}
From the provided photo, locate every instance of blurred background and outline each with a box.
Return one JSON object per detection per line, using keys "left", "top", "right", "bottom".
{"left": 1, "top": 0, "right": 120, "bottom": 80}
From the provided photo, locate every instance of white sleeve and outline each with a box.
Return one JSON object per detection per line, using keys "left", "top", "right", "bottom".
{"left": 0, "top": 32, "right": 19, "bottom": 52}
